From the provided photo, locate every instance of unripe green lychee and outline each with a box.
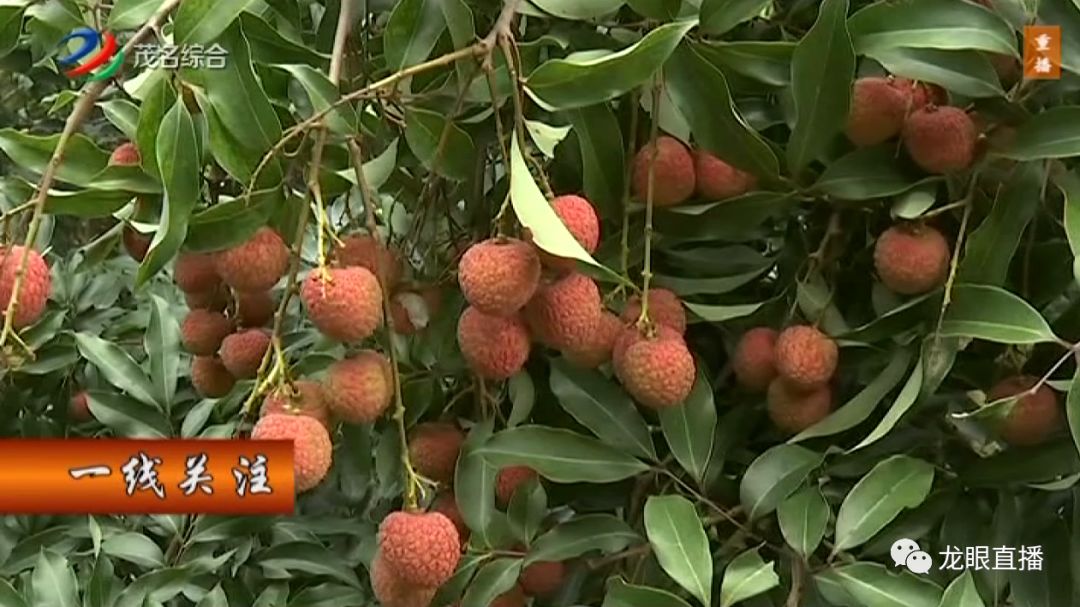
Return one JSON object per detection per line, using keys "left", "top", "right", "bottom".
{"left": 693, "top": 149, "right": 757, "bottom": 200}
{"left": 301, "top": 267, "right": 384, "bottom": 342}
{"left": 324, "top": 350, "right": 393, "bottom": 424}
{"left": 191, "top": 356, "right": 235, "bottom": 398}
{"left": 378, "top": 510, "right": 462, "bottom": 587}
{"left": 766, "top": 378, "right": 832, "bottom": 435}
{"left": 732, "top": 327, "right": 779, "bottom": 392}
{"left": 181, "top": 309, "right": 233, "bottom": 356}
{"left": 408, "top": 422, "right": 466, "bottom": 485}
{"left": 219, "top": 329, "right": 270, "bottom": 379}
{"left": 260, "top": 380, "right": 331, "bottom": 430}
{"left": 213, "top": 227, "right": 290, "bottom": 292}
{"left": 0, "top": 245, "right": 51, "bottom": 329}
{"left": 873, "top": 224, "right": 951, "bottom": 295}
{"left": 251, "top": 412, "right": 333, "bottom": 492}
{"left": 989, "top": 375, "right": 1063, "bottom": 446}
{"left": 902, "top": 106, "right": 978, "bottom": 174}
{"left": 620, "top": 288, "right": 686, "bottom": 335}
{"left": 457, "top": 306, "right": 531, "bottom": 380}
{"left": 524, "top": 273, "right": 603, "bottom": 352}
{"left": 631, "top": 136, "right": 696, "bottom": 206}
{"left": 774, "top": 325, "right": 838, "bottom": 389}
{"left": 458, "top": 238, "right": 541, "bottom": 316}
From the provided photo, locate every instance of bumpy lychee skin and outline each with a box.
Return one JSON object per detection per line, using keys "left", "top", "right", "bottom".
{"left": 774, "top": 325, "right": 838, "bottom": 389}
{"left": 301, "top": 267, "right": 384, "bottom": 342}
{"left": 323, "top": 350, "right": 392, "bottom": 424}
{"left": 185, "top": 287, "right": 229, "bottom": 312}
{"left": 524, "top": 273, "right": 603, "bottom": 352}
{"left": 260, "top": 380, "right": 330, "bottom": 430}
{"left": 619, "top": 330, "right": 696, "bottom": 409}
{"left": 390, "top": 288, "right": 441, "bottom": 335}
{"left": 122, "top": 226, "right": 151, "bottom": 261}
{"left": 174, "top": 252, "right": 221, "bottom": 293}
{"left": 767, "top": 378, "right": 832, "bottom": 435}
{"left": 520, "top": 560, "right": 566, "bottom": 598}
{"left": 331, "top": 233, "right": 405, "bottom": 291}
{"left": 370, "top": 549, "right": 438, "bottom": 607}
{"left": 620, "top": 288, "right": 686, "bottom": 335}
{"left": 180, "top": 309, "right": 233, "bottom": 356}
{"left": 431, "top": 492, "right": 469, "bottom": 542}
{"left": 564, "top": 311, "right": 623, "bottom": 368}
{"left": 693, "top": 149, "right": 758, "bottom": 200}
{"left": 378, "top": 511, "right": 462, "bottom": 587}
{"left": 496, "top": 466, "right": 538, "bottom": 507}
{"left": 536, "top": 195, "right": 601, "bottom": 272}
{"left": 409, "top": 422, "right": 466, "bottom": 485}
{"left": 0, "top": 245, "right": 51, "bottom": 329}
{"left": 458, "top": 238, "right": 541, "bottom": 316}
{"left": 631, "top": 136, "right": 696, "bottom": 206}
{"left": 108, "top": 141, "right": 141, "bottom": 166}
{"left": 251, "top": 412, "right": 333, "bottom": 493}
{"left": 70, "top": 391, "right": 92, "bottom": 422}
{"left": 845, "top": 77, "right": 911, "bottom": 146}
{"left": 191, "top": 356, "right": 236, "bottom": 398}
{"left": 612, "top": 325, "right": 681, "bottom": 381}
{"left": 989, "top": 375, "right": 1064, "bottom": 446}
{"left": 235, "top": 290, "right": 275, "bottom": 327}
{"left": 873, "top": 224, "right": 951, "bottom": 295}
{"left": 902, "top": 106, "right": 978, "bottom": 174}
{"left": 733, "top": 327, "right": 779, "bottom": 392}
{"left": 457, "top": 307, "right": 531, "bottom": 380}
{"left": 213, "top": 227, "right": 290, "bottom": 292}
{"left": 219, "top": 329, "right": 270, "bottom": 379}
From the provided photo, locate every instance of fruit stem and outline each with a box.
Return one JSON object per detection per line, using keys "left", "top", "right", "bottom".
{"left": 618, "top": 88, "right": 641, "bottom": 299}
{"left": 932, "top": 172, "right": 979, "bottom": 340}
{"left": 636, "top": 75, "right": 662, "bottom": 336}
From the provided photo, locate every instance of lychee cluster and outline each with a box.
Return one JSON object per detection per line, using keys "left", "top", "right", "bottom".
{"left": 988, "top": 375, "right": 1063, "bottom": 446}
{"left": 873, "top": 223, "right": 951, "bottom": 295}
{"left": 371, "top": 511, "right": 462, "bottom": 607}
{"left": 845, "top": 76, "right": 939, "bottom": 147}
{"left": 631, "top": 136, "right": 757, "bottom": 206}
{"left": 0, "top": 245, "right": 52, "bottom": 329}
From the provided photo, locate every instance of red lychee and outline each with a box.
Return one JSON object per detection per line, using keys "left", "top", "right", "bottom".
{"left": 251, "top": 412, "right": 333, "bottom": 492}
{"left": 108, "top": 142, "right": 141, "bottom": 166}
{"left": 219, "top": 329, "right": 270, "bottom": 379}
{"left": 122, "top": 226, "right": 151, "bottom": 261}
{"left": 408, "top": 422, "right": 466, "bottom": 485}
{"left": 457, "top": 306, "right": 531, "bottom": 380}
{"left": 301, "top": 267, "right": 384, "bottom": 342}
{"left": 323, "top": 350, "right": 393, "bottom": 424}
{"left": 845, "top": 77, "right": 912, "bottom": 146}
{"left": 496, "top": 465, "right": 538, "bottom": 507}
{"left": 378, "top": 511, "right": 462, "bottom": 587}
{"left": 490, "top": 585, "right": 527, "bottom": 607}
{"left": 0, "top": 245, "right": 51, "bottom": 329}
{"left": 989, "top": 375, "right": 1064, "bottom": 446}
{"left": 524, "top": 273, "right": 603, "bottom": 353}
{"left": 260, "top": 380, "right": 331, "bottom": 430}
{"left": 458, "top": 238, "right": 541, "bottom": 316}
{"left": 174, "top": 252, "right": 221, "bottom": 294}
{"left": 235, "top": 290, "right": 275, "bottom": 327}
{"left": 564, "top": 311, "right": 623, "bottom": 368}
{"left": 390, "top": 288, "right": 442, "bottom": 335}
{"left": 620, "top": 288, "right": 686, "bottom": 335}
{"left": 873, "top": 224, "right": 951, "bottom": 295}
{"left": 331, "top": 233, "right": 405, "bottom": 291}
{"left": 191, "top": 356, "right": 236, "bottom": 398}
{"left": 431, "top": 492, "right": 469, "bottom": 542}
{"left": 520, "top": 560, "right": 566, "bottom": 598}
{"left": 185, "top": 287, "right": 229, "bottom": 312}
{"left": 732, "top": 327, "right": 779, "bottom": 392}
{"left": 213, "top": 227, "right": 290, "bottom": 292}
{"left": 534, "top": 195, "right": 600, "bottom": 273}
{"left": 180, "top": 309, "right": 233, "bottom": 356}
{"left": 767, "top": 378, "right": 832, "bottom": 435}
{"left": 70, "top": 391, "right": 92, "bottom": 422}
{"left": 618, "top": 328, "right": 696, "bottom": 409}
{"left": 693, "top": 149, "right": 757, "bottom": 200}
{"left": 370, "top": 548, "right": 438, "bottom": 607}
{"left": 774, "top": 325, "right": 838, "bottom": 389}
{"left": 902, "top": 106, "right": 978, "bottom": 174}
{"left": 631, "top": 136, "right": 696, "bottom": 207}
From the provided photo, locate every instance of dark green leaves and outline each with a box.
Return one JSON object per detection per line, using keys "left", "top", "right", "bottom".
{"left": 718, "top": 548, "right": 779, "bottom": 607}
{"left": 566, "top": 104, "right": 625, "bottom": 215}
{"left": 477, "top": 425, "right": 650, "bottom": 483}
{"left": 814, "top": 146, "right": 933, "bottom": 200}
{"left": 939, "top": 285, "right": 1059, "bottom": 344}
{"left": 826, "top": 562, "right": 943, "bottom": 606}
{"left": 995, "top": 107, "right": 1080, "bottom": 160}
{"left": 658, "top": 366, "right": 716, "bottom": 484}
{"left": 958, "top": 162, "right": 1043, "bottom": 286}
{"left": 527, "top": 515, "right": 640, "bottom": 564}
{"left": 384, "top": 0, "right": 472, "bottom": 71}
{"left": 31, "top": 551, "right": 78, "bottom": 607}
{"left": 173, "top": 0, "right": 253, "bottom": 46}
{"left": 833, "top": 455, "right": 935, "bottom": 552}
{"left": 777, "top": 487, "right": 830, "bottom": 557}
{"left": 699, "top": 0, "right": 771, "bottom": 36}
{"left": 644, "top": 495, "right": 712, "bottom": 606}
{"left": 848, "top": 0, "right": 1018, "bottom": 56}
{"left": 939, "top": 571, "right": 986, "bottom": 607}
{"left": 74, "top": 333, "right": 158, "bottom": 408}
{"left": 403, "top": 108, "right": 475, "bottom": 181}
{"left": 459, "top": 558, "right": 521, "bottom": 607}
{"left": 740, "top": 445, "right": 824, "bottom": 519}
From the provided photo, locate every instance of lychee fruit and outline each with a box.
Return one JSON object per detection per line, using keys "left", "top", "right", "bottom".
{"left": 332, "top": 233, "right": 405, "bottom": 291}
{"left": 0, "top": 245, "right": 51, "bottom": 329}
{"left": 496, "top": 465, "right": 538, "bottom": 507}
{"left": 732, "top": 327, "right": 779, "bottom": 392}
{"left": 174, "top": 252, "right": 221, "bottom": 293}
{"left": 617, "top": 327, "right": 696, "bottom": 409}
{"left": 774, "top": 325, "right": 838, "bottom": 389}
{"left": 524, "top": 273, "right": 603, "bottom": 352}
{"left": 260, "top": 380, "right": 331, "bottom": 430}
{"left": 370, "top": 548, "right": 438, "bottom": 607}
{"left": 620, "top": 288, "right": 686, "bottom": 335}
{"left": 767, "top": 378, "right": 832, "bottom": 435}
{"left": 631, "top": 136, "right": 695, "bottom": 206}
{"left": 564, "top": 311, "right": 623, "bottom": 368}
{"left": 70, "top": 391, "right": 92, "bottom": 422}
{"left": 108, "top": 142, "right": 141, "bottom": 166}
{"left": 378, "top": 510, "right": 461, "bottom": 587}
{"left": 235, "top": 290, "right": 275, "bottom": 327}
{"left": 520, "top": 560, "right": 566, "bottom": 598}
{"left": 431, "top": 492, "right": 469, "bottom": 542}
{"left": 457, "top": 306, "right": 531, "bottom": 380}
{"left": 191, "top": 356, "right": 236, "bottom": 398}
{"left": 989, "top": 375, "right": 1064, "bottom": 446}
{"left": 902, "top": 106, "right": 978, "bottom": 174}
{"left": 534, "top": 195, "right": 600, "bottom": 272}
{"left": 219, "top": 329, "right": 270, "bottom": 379}
{"left": 458, "top": 238, "right": 541, "bottom": 316}
{"left": 180, "top": 309, "right": 233, "bottom": 356}
{"left": 693, "top": 149, "right": 757, "bottom": 200}
{"left": 845, "top": 77, "right": 913, "bottom": 146}
{"left": 122, "top": 226, "right": 151, "bottom": 261}
{"left": 185, "top": 287, "right": 229, "bottom": 312}
{"left": 873, "top": 224, "right": 951, "bottom": 295}
{"left": 213, "top": 227, "right": 290, "bottom": 292}
{"left": 490, "top": 585, "right": 527, "bottom": 607}
{"left": 408, "top": 422, "right": 466, "bottom": 485}
{"left": 390, "top": 288, "right": 441, "bottom": 335}
{"left": 323, "top": 350, "right": 393, "bottom": 424}
{"left": 301, "top": 267, "right": 384, "bottom": 342}
{"left": 251, "top": 412, "right": 333, "bottom": 492}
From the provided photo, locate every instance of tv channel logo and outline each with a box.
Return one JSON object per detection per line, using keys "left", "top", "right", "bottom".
{"left": 55, "top": 27, "right": 125, "bottom": 82}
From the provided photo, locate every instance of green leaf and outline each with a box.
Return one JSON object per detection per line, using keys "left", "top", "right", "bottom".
{"left": 549, "top": 358, "right": 657, "bottom": 461}
{"left": 658, "top": 366, "right": 716, "bottom": 484}
{"left": 644, "top": 495, "right": 712, "bottom": 606}
{"left": 939, "top": 284, "right": 1059, "bottom": 344}
{"left": 507, "top": 477, "right": 546, "bottom": 544}
{"left": 1039, "top": 0, "right": 1080, "bottom": 75}
{"left": 892, "top": 183, "right": 939, "bottom": 220}
{"left": 75, "top": 333, "right": 158, "bottom": 407}
{"left": 567, "top": 104, "right": 625, "bottom": 216}
{"left": 113, "top": 567, "right": 198, "bottom": 607}
{"left": 184, "top": 193, "right": 279, "bottom": 252}
{"left": 777, "top": 486, "right": 830, "bottom": 557}
{"left": 0, "top": 4, "right": 22, "bottom": 59}
{"left": 958, "top": 162, "right": 1043, "bottom": 286}
{"left": 718, "top": 548, "right": 780, "bottom": 607}
{"left": 135, "top": 77, "right": 175, "bottom": 180}
{"left": 787, "top": 0, "right": 855, "bottom": 177}
{"left": 174, "top": 0, "right": 254, "bottom": 45}
{"left": 256, "top": 542, "right": 361, "bottom": 587}
{"left": 276, "top": 64, "right": 357, "bottom": 135}
{"left": 145, "top": 294, "right": 180, "bottom": 408}
{"left": 525, "top": 19, "right": 696, "bottom": 110}
{"left": 868, "top": 47, "right": 1003, "bottom": 98}
{"left": 684, "top": 301, "right": 765, "bottom": 323}
{"left": 813, "top": 146, "right": 933, "bottom": 200}
{"left": 455, "top": 419, "right": 499, "bottom": 547}
{"left": 403, "top": 107, "right": 475, "bottom": 181}
{"left": 938, "top": 571, "right": 986, "bottom": 607}
{"left": 98, "top": 100, "right": 140, "bottom": 141}
{"left": 383, "top": 0, "right": 460, "bottom": 71}
{"left": 694, "top": 41, "right": 794, "bottom": 87}
{"left": 85, "top": 391, "right": 171, "bottom": 438}
{"left": 477, "top": 425, "right": 650, "bottom": 483}
{"left": 459, "top": 558, "right": 522, "bottom": 607}
{"left": 627, "top": 0, "right": 680, "bottom": 20}
{"left": 829, "top": 563, "right": 943, "bottom": 607}
{"left": 665, "top": 42, "right": 779, "bottom": 179}
{"left": 205, "top": 22, "right": 284, "bottom": 155}
{"left": 1057, "top": 171, "right": 1080, "bottom": 283}
{"left": 699, "top": 0, "right": 770, "bottom": 36}
{"left": 526, "top": 514, "right": 640, "bottom": 564}
{"left": 851, "top": 360, "right": 924, "bottom": 452}
{"left": 31, "top": 551, "right": 78, "bottom": 607}
{"left": 0, "top": 579, "right": 27, "bottom": 607}
{"left": 196, "top": 585, "right": 228, "bottom": 607}
{"left": 602, "top": 579, "right": 693, "bottom": 607}
{"left": 740, "top": 444, "right": 824, "bottom": 519}
{"left": 101, "top": 533, "right": 165, "bottom": 568}
{"left": 1068, "top": 368, "right": 1080, "bottom": 462}
{"left": 507, "top": 371, "right": 535, "bottom": 427}
{"left": 995, "top": 107, "right": 1080, "bottom": 160}
{"left": 848, "top": 0, "right": 1018, "bottom": 56}
{"left": 0, "top": 130, "right": 124, "bottom": 189}
{"left": 530, "top": 0, "right": 624, "bottom": 19}
{"left": 526, "top": 120, "right": 571, "bottom": 159}
{"left": 833, "top": 455, "right": 935, "bottom": 552}
{"left": 107, "top": 0, "right": 159, "bottom": 29}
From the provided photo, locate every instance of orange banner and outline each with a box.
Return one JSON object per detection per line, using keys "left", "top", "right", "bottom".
{"left": 0, "top": 439, "right": 295, "bottom": 514}
{"left": 1023, "top": 25, "right": 1062, "bottom": 80}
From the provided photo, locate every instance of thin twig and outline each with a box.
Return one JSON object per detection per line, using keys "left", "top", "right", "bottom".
{"left": 635, "top": 75, "right": 662, "bottom": 334}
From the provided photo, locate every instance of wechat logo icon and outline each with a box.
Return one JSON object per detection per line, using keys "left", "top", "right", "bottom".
{"left": 891, "top": 538, "right": 933, "bottom": 574}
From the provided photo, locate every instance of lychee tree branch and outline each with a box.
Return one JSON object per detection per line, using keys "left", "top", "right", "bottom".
{"left": 635, "top": 75, "right": 663, "bottom": 333}
{"left": 618, "top": 89, "right": 641, "bottom": 296}
{"left": 932, "top": 173, "right": 979, "bottom": 340}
